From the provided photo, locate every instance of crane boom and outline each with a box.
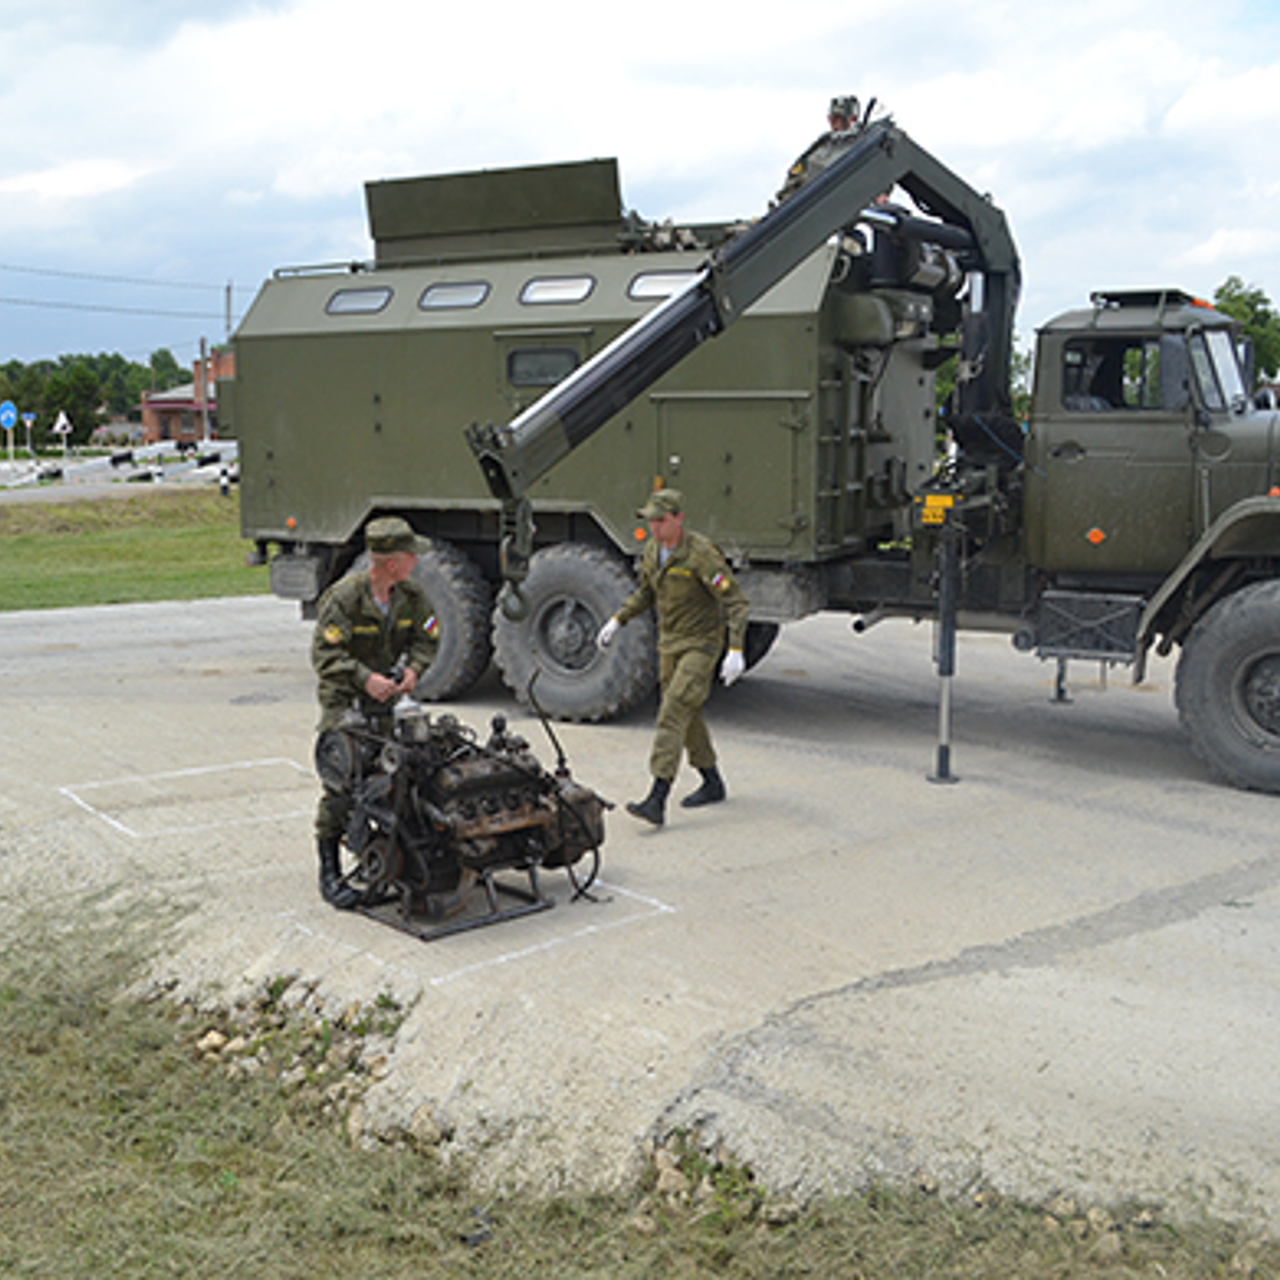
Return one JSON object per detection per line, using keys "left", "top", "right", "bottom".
{"left": 465, "top": 118, "right": 1020, "bottom": 612}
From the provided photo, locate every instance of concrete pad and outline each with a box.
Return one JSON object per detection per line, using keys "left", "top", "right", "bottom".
{"left": 1, "top": 597, "right": 1278, "bottom": 1224}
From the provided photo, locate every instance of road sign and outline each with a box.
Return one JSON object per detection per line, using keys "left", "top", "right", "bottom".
{"left": 52, "top": 411, "right": 72, "bottom": 435}
{"left": 0, "top": 401, "right": 15, "bottom": 431}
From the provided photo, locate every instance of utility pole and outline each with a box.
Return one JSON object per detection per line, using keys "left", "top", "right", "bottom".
{"left": 198, "top": 337, "right": 209, "bottom": 442}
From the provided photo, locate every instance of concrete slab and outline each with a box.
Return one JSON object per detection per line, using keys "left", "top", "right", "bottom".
{"left": 2, "top": 597, "right": 1277, "bottom": 1223}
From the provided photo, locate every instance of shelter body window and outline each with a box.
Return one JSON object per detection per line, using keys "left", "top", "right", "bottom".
{"left": 519, "top": 276, "right": 595, "bottom": 306}
{"left": 325, "top": 287, "right": 393, "bottom": 316}
{"left": 628, "top": 271, "right": 699, "bottom": 301}
{"left": 419, "top": 281, "right": 490, "bottom": 310}
{"left": 507, "top": 347, "right": 580, "bottom": 387}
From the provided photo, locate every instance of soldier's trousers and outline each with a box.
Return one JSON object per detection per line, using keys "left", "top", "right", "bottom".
{"left": 315, "top": 784, "right": 350, "bottom": 843}
{"left": 650, "top": 647, "right": 718, "bottom": 781}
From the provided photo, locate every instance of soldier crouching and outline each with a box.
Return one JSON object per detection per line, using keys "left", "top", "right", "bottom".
{"left": 310, "top": 516, "right": 438, "bottom": 907}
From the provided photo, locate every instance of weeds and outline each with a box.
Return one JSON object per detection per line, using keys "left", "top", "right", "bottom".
{"left": 1, "top": 908, "right": 1277, "bottom": 1278}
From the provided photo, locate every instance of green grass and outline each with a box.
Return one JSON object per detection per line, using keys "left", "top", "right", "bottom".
{"left": 0, "top": 488, "right": 270, "bottom": 610}
{"left": 1, "top": 907, "right": 1276, "bottom": 1279}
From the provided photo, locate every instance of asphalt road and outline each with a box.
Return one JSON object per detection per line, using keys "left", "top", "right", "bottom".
{"left": 2, "top": 596, "right": 1278, "bottom": 1224}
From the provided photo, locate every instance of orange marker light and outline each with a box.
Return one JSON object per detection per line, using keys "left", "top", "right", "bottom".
{"left": 286, "top": 516, "right": 297, "bottom": 529}
{"left": 1269, "top": 487, "right": 1280, "bottom": 498}
{"left": 1086, "top": 527, "right": 1106, "bottom": 545}
{"left": 634, "top": 527, "right": 647, "bottom": 541}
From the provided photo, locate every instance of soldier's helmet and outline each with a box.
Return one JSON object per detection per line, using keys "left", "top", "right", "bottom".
{"left": 829, "top": 94, "right": 859, "bottom": 124}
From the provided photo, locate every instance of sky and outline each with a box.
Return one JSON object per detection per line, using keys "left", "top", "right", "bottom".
{"left": 1, "top": 0, "right": 1279, "bottom": 373}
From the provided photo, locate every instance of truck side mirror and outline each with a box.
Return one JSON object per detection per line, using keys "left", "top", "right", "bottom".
{"left": 1239, "top": 336, "right": 1257, "bottom": 391}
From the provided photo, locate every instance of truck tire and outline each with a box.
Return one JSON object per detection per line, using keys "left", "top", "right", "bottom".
{"left": 1175, "top": 579, "right": 1280, "bottom": 793}
{"left": 492, "top": 543, "right": 657, "bottom": 721}
{"left": 349, "top": 537, "right": 493, "bottom": 701}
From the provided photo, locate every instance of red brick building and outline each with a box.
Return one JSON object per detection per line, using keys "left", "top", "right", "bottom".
{"left": 140, "top": 349, "right": 235, "bottom": 444}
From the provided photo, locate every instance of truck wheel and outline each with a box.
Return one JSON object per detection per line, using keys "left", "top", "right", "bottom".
{"left": 350, "top": 537, "right": 493, "bottom": 700}
{"left": 1175, "top": 579, "right": 1280, "bottom": 793}
{"left": 492, "top": 543, "right": 657, "bottom": 721}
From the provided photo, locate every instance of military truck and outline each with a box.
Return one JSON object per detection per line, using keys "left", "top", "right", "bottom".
{"left": 227, "top": 117, "right": 1280, "bottom": 794}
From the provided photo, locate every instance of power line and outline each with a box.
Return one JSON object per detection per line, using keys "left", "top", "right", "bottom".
{"left": 0, "top": 294, "right": 234, "bottom": 321}
{"left": 0, "top": 261, "right": 256, "bottom": 294}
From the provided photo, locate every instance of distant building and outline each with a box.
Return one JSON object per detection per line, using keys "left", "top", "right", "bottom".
{"left": 140, "top": 349, "right": 235, "bottom": 444}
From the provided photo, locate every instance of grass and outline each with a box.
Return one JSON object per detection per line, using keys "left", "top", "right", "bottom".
{"left": 0, "top": 487, "right": 270, "bottom": 610}
{"left": 1, "top": 906, "right": 1276, "bottom": 1279}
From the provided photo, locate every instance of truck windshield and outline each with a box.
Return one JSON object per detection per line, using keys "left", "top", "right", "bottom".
{"left": 1209, "top": 329, "right": 1246, "bottom": 405}
{"left": 1189, "top": 329, "right": 1247, "bottom": 411}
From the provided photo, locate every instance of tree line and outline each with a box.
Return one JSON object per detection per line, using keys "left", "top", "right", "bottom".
{"left": 0, "top": 350, "right": 187, "bottom": 448}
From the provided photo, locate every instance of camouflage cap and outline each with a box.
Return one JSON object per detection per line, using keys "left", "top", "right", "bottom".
{"left": 365, "top": 516, "right": 417, "bottom": 554}
{"left": 829, "top": 94, "right": 859, "bottom": 120}
{"left": 637, "top": 488, "right": 683, "bottom": 520}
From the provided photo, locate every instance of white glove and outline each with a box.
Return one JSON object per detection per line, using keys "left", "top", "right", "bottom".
{"left": 720, "top": 648, "right": 745, "bottom": 686}
{"left": 596, "top": 616, "right": 621, "bottom": 650}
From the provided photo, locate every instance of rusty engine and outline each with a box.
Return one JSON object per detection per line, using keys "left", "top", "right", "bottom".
{"left": 314, "top": 699, "right": 607, "bottom": 940}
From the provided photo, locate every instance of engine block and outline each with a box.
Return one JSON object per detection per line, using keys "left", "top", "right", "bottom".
{"left": 314, "top": 700, "right": 607, "bottom": 940}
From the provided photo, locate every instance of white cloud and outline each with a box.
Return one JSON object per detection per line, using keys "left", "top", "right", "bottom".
{"left": 1175, "top": 226, "right": 1280, "bottom": 270}
{"left": 2, "top": 0, "right": 1280, "bottom": 360}
{"left": 0, "top": 159, "right": 152, "bottom": 200}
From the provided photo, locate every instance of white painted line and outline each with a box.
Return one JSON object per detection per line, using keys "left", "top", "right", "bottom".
{"left": 57, "top": 786, "right": 141, "bottom": 837}
{"left": 140, "top": 809, "right": 315, "bottom": 839}
{"left": 426, "top": 880, "right": 677, "bottom": 986}
{"left": 273, "top": 880, "right": 677, "bottom": 989}
{"left": 63, "top": 756, "right": 312, "bottom": 791}
{"left": 58, "top": 757, "right": 315, "bottom": 839}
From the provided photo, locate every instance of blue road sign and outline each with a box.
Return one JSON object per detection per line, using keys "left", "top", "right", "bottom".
{"left": 0, "top": 401, "right": 16, "bottom": 431}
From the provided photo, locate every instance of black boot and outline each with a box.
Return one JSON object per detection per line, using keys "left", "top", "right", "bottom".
{"left": 681, "top": 766, "right": 726, "bottom": 808}
{"left": 626, "top": 777, "right": 671, "bottom": 826}
{"left": 317, "top": 837, "right": 360, "bottom": 910}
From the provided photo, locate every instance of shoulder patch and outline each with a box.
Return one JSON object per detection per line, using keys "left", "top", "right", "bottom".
{"left": 709, "top": 571, "right": 732, "bottom": 594}
{"left": 424, "top": 615, "right": 439, "bottom": 637}
{"left": 322, "top": 623, "right": 344, "bottom": 645}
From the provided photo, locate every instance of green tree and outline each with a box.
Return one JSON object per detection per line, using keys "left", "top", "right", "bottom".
{"left": 42, "top": 362, "right": 102, "bottom": 445}
{"left": 1213, "top": 276, "right": 1280, "bottom": 383}
{"left": 934, "top": 337, "right": 1033, "bottom": 421}
{"left": 149, "top": 348, "right": 184, "bottom": 390}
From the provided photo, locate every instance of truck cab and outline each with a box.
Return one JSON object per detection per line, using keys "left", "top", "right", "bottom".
{"left": 1025, "top": 290, "right": 1275, "bottom": 578}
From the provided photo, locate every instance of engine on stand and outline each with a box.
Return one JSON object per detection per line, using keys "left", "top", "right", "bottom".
{"left": 314, "top": 698, "right": 608, "bottom": 941}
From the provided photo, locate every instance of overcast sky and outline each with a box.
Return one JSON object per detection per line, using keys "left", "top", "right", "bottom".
{"left": 1, "top": 0, "right": 1278, "bottom": 370}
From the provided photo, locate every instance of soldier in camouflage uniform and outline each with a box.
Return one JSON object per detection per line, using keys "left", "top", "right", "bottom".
{"left": 597, "top": 489, "right": 750, "bottom": 827}
{"left": 311, "top": 516, "right": 438, "bottom": 906}
{"left": 775, "top": 94, "right": 862, "bottom": 204}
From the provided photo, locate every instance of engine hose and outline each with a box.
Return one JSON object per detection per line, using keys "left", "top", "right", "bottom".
{"left": 556, "top": 795, "right": 605, "bottom": 900}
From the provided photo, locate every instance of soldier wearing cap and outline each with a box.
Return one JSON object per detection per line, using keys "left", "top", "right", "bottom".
{"left": 597, "top": 488, "right": 750, "bottom": 826}
{"left": 776, "top": 93, "right": 863, "bottom": 204}
{"left": 310, "top": 515, "right": 439, "bottom": 907}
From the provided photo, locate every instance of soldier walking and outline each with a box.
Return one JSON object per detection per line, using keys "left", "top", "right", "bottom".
{"left": 597, "top": 489, "right": 750, "bottom": 826}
